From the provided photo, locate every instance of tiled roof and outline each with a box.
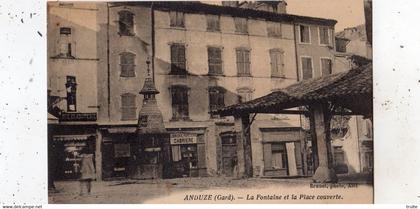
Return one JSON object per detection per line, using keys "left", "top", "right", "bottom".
{"left": 113, "top": 1, "right": 337, "bottom": 26}
{"left": 212, "top": 63, "right": 372, "bottom": 116}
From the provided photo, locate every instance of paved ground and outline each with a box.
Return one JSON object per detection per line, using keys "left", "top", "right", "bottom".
{"left": 49, "top": 174, "right": 373, "bottom": 204}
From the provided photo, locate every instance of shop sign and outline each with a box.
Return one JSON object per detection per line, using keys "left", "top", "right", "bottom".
{"left": 60, "top": 113, "right": 97, "bottom": 121}
{"left": 144, "top": 147, "right": 161, "bottom": 152}
{"left": 170, "top": 133, "right": 197, "bottom": 145}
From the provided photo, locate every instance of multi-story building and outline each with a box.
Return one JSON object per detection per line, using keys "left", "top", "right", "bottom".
{"left": 330, "top": 24, "right": 373, "bottom": 174}
{"left": 47, "top": 2, "right": 103, "bottom": 180}
{"left": 48, "top": 1, "right": 339, "bottom": 181}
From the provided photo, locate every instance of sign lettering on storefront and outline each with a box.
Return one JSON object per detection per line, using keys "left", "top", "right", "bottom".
{"left": 170, "top": 133, "right": 197, "bottom": 145}
{"left": 60, "top": 113, "right": 97, "bottom": 122}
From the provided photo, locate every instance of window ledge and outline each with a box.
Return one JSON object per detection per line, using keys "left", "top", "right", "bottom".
{"left": 237, "top": 74, "right": 253, "bottom": 77}
{"left": 271, "top": 75, "right": 286, "bottom": 78}
{"left": 207, "top": 73, "right": 225, "bottom": 77}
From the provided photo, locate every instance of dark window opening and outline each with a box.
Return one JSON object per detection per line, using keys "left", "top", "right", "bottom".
{"left": 65, "top": 76, "right": 77, "bottom": 112}
{"left": 208, "top": 86, "right": 225, "bottom": 113}
{"left": 170, "top": 44, "right": 187, "bottom": 75}
{"left": 300, "top": 25, "right": 310, "bottom": 43}
{"left": 118, "top": 11, "right": 134, "bottom": 36}
{"left": 170, "top": 86, "right": 189, "bottom": 120}
{"left": 321, "top": 58, "right": 332, "bottom": 75}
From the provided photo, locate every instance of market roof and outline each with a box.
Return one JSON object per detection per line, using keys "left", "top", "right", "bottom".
{"left": 113, "top": 1, "right": 337, "bottom": 26}
{"left": 212, "top": 63, "right": 372, "bottom": 117}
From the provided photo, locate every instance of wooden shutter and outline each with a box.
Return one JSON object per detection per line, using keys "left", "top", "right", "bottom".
{"left": 270, "top": 50, "right": 278, "bottom": 76}
{"left": 263, "top": 143, "right": 272, "bottom": 169}
{"left": 321, "top": 59, "right": 332, "bottom": 75}
{"left": 236, "top": 49, "right": 243, "bottom": 75}
{"left": 244, "top": 50, "right": 250, "bottom": 75}
{"left": 302, "top": 57, "right": 312, "bottom": 80}
{"left": 121, "top": 94, "right": 136, "bottom": 120}
{"left": 169, "top": 11, "right": 177, "bottom": 27}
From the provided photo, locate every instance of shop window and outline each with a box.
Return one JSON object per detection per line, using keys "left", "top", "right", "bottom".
{"left": 120, "top": 52, "right": 136, "bottom": 77}
{"left": 299, "top": 25, "right": 310, "bottom": 43}
{"left": 65, "top": 76, "right": 77, "bottom": 112}
{"left": 321, "top": 58, "right": 332, "bottom": 75}
{"left": 237, "top": 87, "right": 253, "bottom": 103}
{"left": 208, "top": 47, "right": 223, "bottom": 75}
{"left": 170, "top": 85, "right": 189, "bottom": 120}
{"left": 236, "top": 48, "right": 251, "bottom": 76}
{"left": 319, "top": 26, "right": 331, "bottom": 45}
{"left": 58, "top": 27, "right": 74, "bottom": 58}
{"left": 170, "top": 44, "right": 187, "bottom": 75}
{"left": 267, "top": 22, "right": 281, "bottom": 38}
{"left": 208, "top": 86, "right": 225, "bottom": 112}
{"left": 114, "top": 144, "right": 130, "bottom": 158}
{"left": 169, "top": 11, "right": 184, "bottom": 28}
{"left": 118, "top": 10, "right": 134, "bottom": 36}
{"left": 121, "top": 93, "right": 137, "bottom": 121}
{"left": 270, "top": 49, "right": 285, "bottom": 77}
{"left": 234, "top": 17, "right": 248, "bottom": 34}
{"left": 206, "top": 14, "right": 220, "bottom": 31}
{"left": 271, "top": 143, "right": 287, "bottom": 169}
{"left": 301, "top": 57, "right": 313, "bottom": 80}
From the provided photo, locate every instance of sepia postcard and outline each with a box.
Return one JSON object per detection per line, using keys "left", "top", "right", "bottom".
{"left": 44, "top": 0, "right": 374, "bottom": 204}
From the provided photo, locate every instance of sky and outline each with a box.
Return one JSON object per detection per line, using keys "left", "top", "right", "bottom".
{"left": 286, "top": 0, "right": 365, "bottom": 31}
{"left": 203, "top": 0, "right": 366, "bottom": 32}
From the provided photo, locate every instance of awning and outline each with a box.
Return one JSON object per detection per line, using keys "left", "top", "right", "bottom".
{"left": 48, "top": 113, "right": 59, "bottom": 124}
{"left": 212, "top": 63, "right": 372, "bottom": 117}
{"left": 53, "top": 134, "right": 94, "bottom": 141}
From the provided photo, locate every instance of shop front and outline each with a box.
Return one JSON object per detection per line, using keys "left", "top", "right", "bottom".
{"left": 168, "top": 131, "right": 207, "bottom": 177}
{"left": 260, "top": 127, "right": 306, "bottom": 177}
{"left": 52, "top": 132, "right": 96, "bottom": 180}
{"left": 101, "top": 128, "right": 136, "bottom": 179}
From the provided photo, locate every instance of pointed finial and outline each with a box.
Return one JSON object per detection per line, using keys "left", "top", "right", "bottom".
{"left": 146, "top": 57, "right": 151, "bottom": 77}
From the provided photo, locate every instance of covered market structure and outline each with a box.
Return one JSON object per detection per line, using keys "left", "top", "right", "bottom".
{"left": 211, "top": 63, "right": 372, "bottom": 182}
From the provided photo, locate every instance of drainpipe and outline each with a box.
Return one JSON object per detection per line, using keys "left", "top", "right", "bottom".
{"left": 106, "top": 3, "right": 111, "bottom": 120}
{"left": 151, "top": 2, "right": 155, "bottom": 82}
{"left": 293, "top": 22, "right": 300, "bottom": 81}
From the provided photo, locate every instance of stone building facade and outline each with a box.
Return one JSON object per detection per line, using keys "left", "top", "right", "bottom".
{"left": 48, "top": 1, "right": 341, "bottom": 180}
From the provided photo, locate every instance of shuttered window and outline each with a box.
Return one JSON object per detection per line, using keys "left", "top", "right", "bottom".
{"left": 299, "top": 25, "right": 310, "bottom": 43}
{"left": 170, "top": 44, "right": 187, "bottom": 75}
{"left": 270, "top": 49, "right": 285, "bottom": 77}
{"left": 208, "top": 47, "right": 223, "bottom": 75}
{"left": 169, "top": 11, "right": 184, "bottom": 28}
{"left": 206, "top": 15, "right": 220, "bottom": 31}
{"left": 118, "top": 11, "right": 134, "bottom": 36}
{"left": 319, "top": 26, "right": 331, "bottom": 45}
{"left": 301, "top": 57, "right": 313, "bottom": 80}
{"left": 234, "top": 17, "right": 248, "bottom": 34}
{"left": 121, "top": 93, "right": 136, "bottom": 120}
{"left": 120, "top": 52, "right": 135, "bottom": 77}
{"left": 208, "top": 86, "right": 225, "bottom": 112}
{"left": 321, "top": 58, "right": 332, "bottom": 75}
{"left": 171, "top": 86, "right": 189, "bottom": 120}
{"left": 267, "top": 22, "right": 282, "bottom": 38}
{"left": 236, "top": 48, "right": 251, "bottom": 76}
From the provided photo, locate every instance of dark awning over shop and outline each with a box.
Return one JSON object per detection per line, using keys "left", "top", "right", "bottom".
{"left": 212, "top": 63, "right": 372, "bottom": 117}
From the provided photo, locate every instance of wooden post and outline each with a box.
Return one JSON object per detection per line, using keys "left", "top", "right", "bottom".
{"left": 95, "top": 130, "right": 103, "bottom": 181}
{"left": 234, "top": 114, "right": 253, "bottom": 178}
{"left": 311, "top": 103, "right": 337, "bottom": 183}
{"left": 242, "top": 115, "right": 253, "bottom": 177}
